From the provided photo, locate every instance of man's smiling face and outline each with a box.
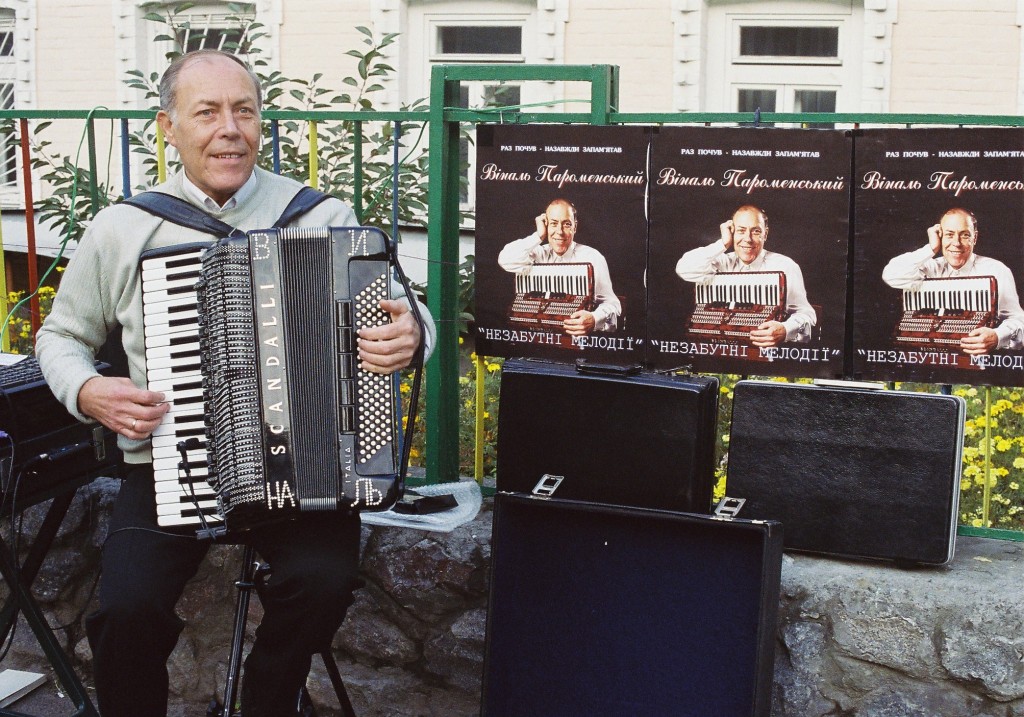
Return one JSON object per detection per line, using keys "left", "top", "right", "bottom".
{"left": 156, "top": 54, "right": 261, "bottom": 205}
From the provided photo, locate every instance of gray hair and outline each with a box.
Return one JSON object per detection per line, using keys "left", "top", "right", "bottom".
{"left": 159, "top": 49, "right": 263, "bottom": 118}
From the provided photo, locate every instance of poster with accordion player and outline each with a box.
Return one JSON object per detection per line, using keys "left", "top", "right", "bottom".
{"left": 852, "top": 128, "right": 1024, "bottom": 386}
{"left": 474, "top": 124, "right": 649, "bottom": 364}
{"left": 646, "top": 126, "right": 850, "bottom": 379}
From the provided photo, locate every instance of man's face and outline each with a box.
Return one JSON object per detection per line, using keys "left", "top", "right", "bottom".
{"left": 732, "top": 209, "right": 767, "bottom": 264}
{"left": 940, "top": 212, "right": 976, "bottom": 270}
{"left": 156, "top": 56, "right": 261, "bottom": 205}
{"left": 544, "top": 203, "right": 577, "bottom": 256}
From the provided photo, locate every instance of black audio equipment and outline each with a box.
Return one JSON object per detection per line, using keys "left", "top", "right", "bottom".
{"left": 0, "top": 356, "right": 120, "bottom": 505}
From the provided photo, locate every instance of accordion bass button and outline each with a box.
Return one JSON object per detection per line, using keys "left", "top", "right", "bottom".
{"left": 337, "top": 327, "right": 354, "bottom": 353}
{"left": 337, "top": 354, "right": 353, "bottom": 379}
{"left": 340, "top": 405, "right": 355, "bottom": 432}
{"left": 336, "top": 300, "right": 353, "bottom": 328}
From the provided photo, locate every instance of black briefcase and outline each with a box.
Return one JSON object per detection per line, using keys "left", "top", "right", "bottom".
{"left": 497, "top": 358, "right": 719, "bottom": 513}
{"left": 725, "top": 380, "right": 965, "bottom": 565}
{"left": 481, "top": 493, "right": 783, "bottom": 717}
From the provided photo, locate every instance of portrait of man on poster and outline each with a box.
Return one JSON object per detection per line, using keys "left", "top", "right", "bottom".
{"left": 498, "top": 198, "right": 622, "bottom": 336}
{"left": 882, "top": 207, "right": 1024, "bottom": 355}
{"left": 675, "top": 204, "right": 816, "bottom": 348}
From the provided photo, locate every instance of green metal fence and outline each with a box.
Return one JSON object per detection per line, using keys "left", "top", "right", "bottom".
{"left": 5, "top": 63, "right": 1024, "bottom": 539}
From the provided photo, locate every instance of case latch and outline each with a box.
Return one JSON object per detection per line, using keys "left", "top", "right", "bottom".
{"left": 532, "top": 474, "right": 564, "bottom": 497}
{"left": 713, "top": 496, "right": 746, "bottom": 519}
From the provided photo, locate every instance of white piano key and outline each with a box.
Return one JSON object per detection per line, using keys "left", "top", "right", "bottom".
{"left": 147, "top": 363, "right": 203, "bottom": 383}
{"left": 157, "top": 500, "right": 219, "bottom": 516}
{"left": 142, "top": 271, "right": 204, "bottom": 292}
{"left": 153, "top": 452, "right": 207, "bottom": 470}
{"left": 152, "top": 440, "right": 206, "bottom": 459}
{"left": 147, "top": 374, "right": 203, "bottom": 393}
{"left": 156, "top": 385, "right": 204, "bottom": 405}
{"left": 153, "top": 417, "right": 206, "bottom": 437}
{"left": 143, "top": 322, "right": 200, "bottom": 341}
{"left": 143, "top": 290, "right": 198, "bottom": 310}
{"left": 155, "top": 486, "right": 215, "bottom": 503}
{"left": 143, "top": 287, "right": 202, "bottom": 305}
{"left": 146, "top": 342, "right": 201, "bottom": 361}
{"left": 144, "top": 308, "right": 199, "bottom": 328}
{"left": 141, "top": 249, "right": 204, "bottom": 271}
{"left": 157, "top": 512, "right": 222, "bottom": 527}
{"left": 154, "top": 476, "right": 213, "bottom": 494}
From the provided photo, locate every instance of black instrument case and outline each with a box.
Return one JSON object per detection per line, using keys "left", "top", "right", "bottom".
{"left": 725, "top": 380, "right": 964, "bottom": 565}
{"left": 497, "top": 358, "right": 719, "bottom": 513}
{"left": 481, "top": 493, "right": 783, "bottom": 717}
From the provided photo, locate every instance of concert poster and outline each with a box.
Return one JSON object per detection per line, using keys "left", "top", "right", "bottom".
{"left": 646, "top": 126, "right": 850, "bottom": 379}
{"left": 852, "top": 128, "right": 1024, "bottom": 386}
{"left": 474, "top": 124, "right": 650, "bottom": 364}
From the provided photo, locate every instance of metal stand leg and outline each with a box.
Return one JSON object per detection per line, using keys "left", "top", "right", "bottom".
{"left": 0, "top": 492, "right": 98, "bottom": 717}
{"left": 210, "top": 546, "right": 357, "bottom": 717}
{"left": 209, "top": 545, "right": 258, "bottom": 717}
{"left": 318, "top": 650, "right": 356, "bottom": 717}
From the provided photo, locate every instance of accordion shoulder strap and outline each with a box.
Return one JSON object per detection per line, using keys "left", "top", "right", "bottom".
{"left": 272, "top": 185, "right": 331, "bottom": 228}
{"left": 121, "top": 185, "right": 331, "bottom": 236}
{"left": 121, "top": 191, "right": 238, "bottom": 237}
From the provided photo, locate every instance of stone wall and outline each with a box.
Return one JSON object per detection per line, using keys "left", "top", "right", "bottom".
{"left": 5, "top": 478, "right": 1024, "bottom": 717}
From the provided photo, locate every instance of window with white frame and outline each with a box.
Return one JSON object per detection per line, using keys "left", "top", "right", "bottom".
{"left": 406, "top": 4, "right": 537, "bottom": 209}
{"left": 433, "top": 21, "right": 525, "bottom": 205}
{"left": 705, "top": 2, "right": 864, "bottom": 120}
{"left": 152, "top": 2, "right": 258, "bottom": 60}
{"left": 0, "top": 8, "right": 17, "bottom": 193}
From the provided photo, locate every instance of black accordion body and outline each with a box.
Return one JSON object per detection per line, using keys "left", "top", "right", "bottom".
{"left": 142, "top": 226, "right": 401, "bottom": 535}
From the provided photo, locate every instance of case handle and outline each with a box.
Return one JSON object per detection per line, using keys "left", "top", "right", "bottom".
{"left": 574, "top": 358, "right": 641, "bottom": 377}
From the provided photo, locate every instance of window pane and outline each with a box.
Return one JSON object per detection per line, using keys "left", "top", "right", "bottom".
{"left": 740, "top": 26, "right": 838, "bottom": 58}
{"left": 483, "top": 85, "right": 520, "bottom": 108}
{"left": 794, "top": 90, "right": 836, "bottom": 113}
{"left": 0, "top": 83, "right": 14, "bottom": 187}
{"left": 439, "top": 26, "right": 522, "bottom": 55}
{"left": 737, "top": 89, "right": 777, "bottom": 113}
{"left": 176, "top": 27, "right": 246, "bottom": 53}
{"left": 0, "top": 9, "right": 14, "bottom": 59}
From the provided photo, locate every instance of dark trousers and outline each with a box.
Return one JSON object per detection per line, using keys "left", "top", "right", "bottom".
{"left": 86, "top": 464, "right": 361, "bottom": 717}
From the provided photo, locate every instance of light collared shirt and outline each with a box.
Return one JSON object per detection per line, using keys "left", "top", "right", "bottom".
{"left": 180, "top": 170, "right": 258, "bottom": 214}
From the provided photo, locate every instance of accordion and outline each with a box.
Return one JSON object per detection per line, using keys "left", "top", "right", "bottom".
{"left": 893, "top": 275, "right": 997, "bottom": 347}
{"left": 142, "top": 226, "right": 402, "bottom": 535}
{"left": 507, "top": 262, "right": 595, "bottom": 330}
{"left": 686, "top": 270, "right": 787, "bottom": 340}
